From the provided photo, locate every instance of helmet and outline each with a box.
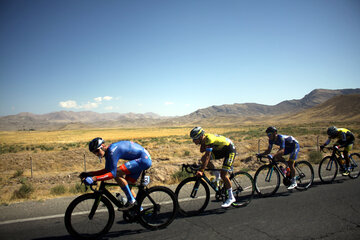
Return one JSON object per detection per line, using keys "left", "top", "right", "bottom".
{"left": 89, "top": 137, "right": 104, "bottom": 152}
{"left": 190, "top": 127, "right": 205, "bottom": 140}
{"left": 266, "top": 126, "right": 277, "bottom": 134}
{"left": 327, "top": 126, "right": 338, "bottom": 138}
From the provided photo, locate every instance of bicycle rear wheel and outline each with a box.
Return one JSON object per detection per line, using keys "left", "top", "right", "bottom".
{"left": 230, "top": 171, "right": 254, "bottom": 208}
{"left": 137, "top": 186, "right": 178, "bottom": 230}
{"left": 294, "top": 160, "right": 314, "bottom": 190}
{"left": 254, "top": 165, "right": 280, "bottom": 197}
{"left": 64, "top": 193, "right": 114, "bottom": 240}
{"left": 349, "top": 153, "right": 360, "bottom": 179}
{"left": 318, "top": 156, "right": 338, "bottom": 183}
{"left": 175, "top": 177, "right": 210, "bottom": 216}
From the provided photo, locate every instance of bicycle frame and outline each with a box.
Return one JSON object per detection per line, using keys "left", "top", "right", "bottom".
{"left": 87, "top": 171, "right": 151, "bottom": 218}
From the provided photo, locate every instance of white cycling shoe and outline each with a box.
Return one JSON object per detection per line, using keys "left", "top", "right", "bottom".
{"left": 221, "top": 197, "right": 236, "bottom": 208}
{"left": 287, "top": 182, "right": 297, "bottom": 190}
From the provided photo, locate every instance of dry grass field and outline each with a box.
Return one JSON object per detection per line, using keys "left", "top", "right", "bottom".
{"left": 0, "top": 123, "right": 359, "bottom": 204}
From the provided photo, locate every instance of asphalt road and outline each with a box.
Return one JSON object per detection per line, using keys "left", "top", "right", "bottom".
{"left": 0, "top": 176, "right": 359, "bottom": 240}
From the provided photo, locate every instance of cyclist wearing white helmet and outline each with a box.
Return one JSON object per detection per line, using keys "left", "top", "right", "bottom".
{"left": 320, "top": 126, "right": 355, "bottom": 176}
{"left": 190, "top": 127, "right": 237, "bottom": 208}
{"left": 80, "top": 137, "right": 152, "bottom": 210}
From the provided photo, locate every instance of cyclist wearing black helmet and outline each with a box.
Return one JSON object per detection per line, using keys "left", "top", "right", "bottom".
{"left": 81, "top": 138, "right": 152, "bottom": 210}
{"left": 258, "top": 126, "right": 300, "bottom": 190}
{"left": 190, "top": 127, "right": 237, "bottom": 208}
{"left": 320, "top": 126, "right": 355, "bottom": 176}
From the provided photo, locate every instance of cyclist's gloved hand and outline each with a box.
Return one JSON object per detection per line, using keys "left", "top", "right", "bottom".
{"left": 267, "top": 154, "right": 273, "bottom": 159}
{"left": 320, "top": 145, "right": 324, "bottom": 151}
{"left": 84, "top": 177, "right": 94, "bottom": 185}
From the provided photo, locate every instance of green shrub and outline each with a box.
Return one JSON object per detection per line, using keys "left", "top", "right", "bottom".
{"left": 50, "top": 185, "right": 66, "bottom": 195}
{"left": 184, "top": 150, "right": 190, "bottom": 157}
{"left": 13, "top": 169, "right": 24, "bottom": 178}
{"left": 171, "top": 169, "right": 192, "bottom": 182}
{"left": 12, "top": 183, "right": 34, "bottom": 199}
{"left": 308, "top": 150, "right": 323, "bottom": 164}
{"left": 69, "top": 183, "right": 88, "bottom": 194}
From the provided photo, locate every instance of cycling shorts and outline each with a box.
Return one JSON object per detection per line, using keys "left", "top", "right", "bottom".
{"left": 285, "top": 142, "right": 300, "bottom": 161}
{"left": 119, "top": 149, "right": 152, "bottom": 184}
{"left": 210, "top": 143, "right": 236, "bottom": 172}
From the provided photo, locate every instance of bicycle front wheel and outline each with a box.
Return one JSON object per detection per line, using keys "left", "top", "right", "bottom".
{"left": 254, "top": 165, "right": 280, "bottom": 197}
{"left": 64, "top": 193, "right": 114, "bottom": 240}
{"left": 175, "top": 177, "right": 210, "bottom": 216}
{"left": 318, "top": 156, "right": 338, "bottom": 183}
{"left": 137, "top": 186, "right": 178, "bottom": 230}
{"left": 294, "top": 160, "right": 314, "bottom": 190}
{"left": 349, "top": 153, "right": 360, "bottom": 179}
{"left": 230, "top": 171, "right": 255, "bottom": 208}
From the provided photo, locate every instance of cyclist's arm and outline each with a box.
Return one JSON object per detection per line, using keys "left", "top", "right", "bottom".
{"left": 273, "top": 148, "right": 285, "bottom": 160}
{"left": 200, "top": 150, "right": 211, "bottom": 172}
{"left": 85, "top": 169, "right": 114, "bottom": 181}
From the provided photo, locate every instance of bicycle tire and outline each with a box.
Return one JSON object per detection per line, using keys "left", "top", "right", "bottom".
{"left": 230, "top": 171, "right": 255, "bottom": 208}
{"left": 64, "top": 193, "right": 115, "bottom": 240}
{"left": 254, "top": 165, "right": 280, "bottom": 197}
{"left": 294, "top": 160, "right": 314, "bottom": 190}
{"left": 137, "top": 186, "right": 178, "bottom": 230}
{"left": 175, "top": 177, "right": 210, "bottom": 216}
{"left": 318, "top": 156, "right": 338, "bottom": 183}
{"left": 349, "top": 153, "right": 360, "bottom": 179}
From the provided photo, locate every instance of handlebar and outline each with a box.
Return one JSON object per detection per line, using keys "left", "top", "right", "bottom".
{"left": 256, "top": 154, "right": 273, "bottom": 164}
{"left": 182, "top": 163, "right": 201, "bottom": 173}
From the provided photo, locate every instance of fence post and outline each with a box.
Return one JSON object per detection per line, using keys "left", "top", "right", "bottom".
{"left": 30, "top": 156, "right": 33, "bottom": 178}
{"left": 84, "top": 153, "right": 86, "bottom": 172}
{"left": 258, "top": 139, "right": 261, "bottom": 153}
{"left": 316, "top": 136, "right": 319, "bottom": 151}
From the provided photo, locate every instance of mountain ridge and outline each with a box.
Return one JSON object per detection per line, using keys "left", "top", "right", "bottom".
{"left": 1, "top": 88, "right": 359, "bottom": 130}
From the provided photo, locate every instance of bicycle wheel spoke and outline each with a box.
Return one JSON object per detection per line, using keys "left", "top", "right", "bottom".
{"left": 318, "top": 156, "right": 338, "bottom": 183}
{"left": 295, "top": 161, "right": 314, "bottom": 190}
{"left": 175, "top": 177, "right": 209, "bottom": 216}
{"left": 231, "top": 172, "right": 254, "bottom": 207}
{"left": 349, "top": 153, "right": 360, "bottom": 179}
{"left": 138, "top": 186, "right": 177, "bottom": 229}
{"left": 255, "top": 165, "right": 280, "bottom": 197}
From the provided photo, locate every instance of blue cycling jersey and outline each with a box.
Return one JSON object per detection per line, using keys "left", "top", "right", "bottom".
{"left": 269, "top": 134, "right": 299, "bottom": 155}
{"left": 105, "top": 141, "right": 151, "bottom": 178}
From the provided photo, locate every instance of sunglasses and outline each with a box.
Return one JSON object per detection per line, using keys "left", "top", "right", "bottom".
{"left": 92, "top": 146, "right": 103, "bottom": 154}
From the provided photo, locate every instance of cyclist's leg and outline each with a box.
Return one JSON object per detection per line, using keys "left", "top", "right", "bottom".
{"left": 221, "top": 150, "right": 236, "bottom": 207}
{"left": 343, "top": 143, "right": 353, "bottom": 175}
{"left": 287, "top": 143, "right": 300, "bottom": 189}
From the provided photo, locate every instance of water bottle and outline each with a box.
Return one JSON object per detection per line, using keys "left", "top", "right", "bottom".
{"left": 286, "top": 167, "right": 291, "bottom": 177}
{"left": 142, "top": 176, "right": 150, "bottom": 186}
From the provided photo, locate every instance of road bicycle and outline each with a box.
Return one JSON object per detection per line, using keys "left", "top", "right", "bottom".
{"left": 175, "top": 163, "right": 255, "bottom": 216}
{"left": 64, "top": 171, "right": 178, "bottom": 240}
{"left": 254, "top": 154, "right": 314, "bottom": 197}
{"left": 318, "top": 146, "right": 360, "bottom": 183}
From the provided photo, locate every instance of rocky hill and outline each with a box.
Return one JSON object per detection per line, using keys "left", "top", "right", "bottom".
{"left": 0, "top": 88, "right": 359, "bottom": 130}
{"left": 184, "top": 88, "right": 360, "bottom": 119}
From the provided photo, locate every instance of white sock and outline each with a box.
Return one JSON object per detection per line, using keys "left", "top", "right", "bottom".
{"left": 227, "top": 188, "right": 234, "bottom": 199}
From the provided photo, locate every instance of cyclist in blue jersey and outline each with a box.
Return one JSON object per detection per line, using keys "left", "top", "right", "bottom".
{"left": 258, "top": 126, "right": 300, "bottom": 190}
{"left": 80, "top": 137, "right": 152, "bottom": 210}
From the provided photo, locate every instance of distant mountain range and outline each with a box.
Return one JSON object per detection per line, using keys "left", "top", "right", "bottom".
{"left": 1, "top": 88, "right": 359, "bottom": 130}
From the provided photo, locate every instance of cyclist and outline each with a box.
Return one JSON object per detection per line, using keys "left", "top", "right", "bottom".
{"left": 258, "top": 126, "right": 300, "bottom": 190}
{"left": 190, "top": 127, "right": 237, "bottom": 208}
{"left": 80, "top": 137, "right": 152, "bottom": 210}
{"left": 320, "top": 126, "right": 355, "bottom": 176}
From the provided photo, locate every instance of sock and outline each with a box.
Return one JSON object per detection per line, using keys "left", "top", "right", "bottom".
{"left": 121, "top": 184, "right": 135, "bottom": 203}
{"left": 227, "top": 188, "right": 234, "bottom": 199}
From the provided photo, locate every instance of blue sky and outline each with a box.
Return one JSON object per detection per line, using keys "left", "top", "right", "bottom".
{"left": 1, "top": 0, "right": 359, "bottom": 117}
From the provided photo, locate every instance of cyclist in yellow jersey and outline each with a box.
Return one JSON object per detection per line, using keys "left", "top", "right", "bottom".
{"left": 320, "top": 126, "right": 355, "bottom": 176}
{"left": 190, "top": 127, "right": 236, "bottom": 208}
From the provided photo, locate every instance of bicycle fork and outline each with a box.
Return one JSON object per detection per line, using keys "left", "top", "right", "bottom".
{"left": 190, "top": 179, "right": 201, "bottom": 198}
{"left": 89, "top": 195, "right": 102, "bottom": 220}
